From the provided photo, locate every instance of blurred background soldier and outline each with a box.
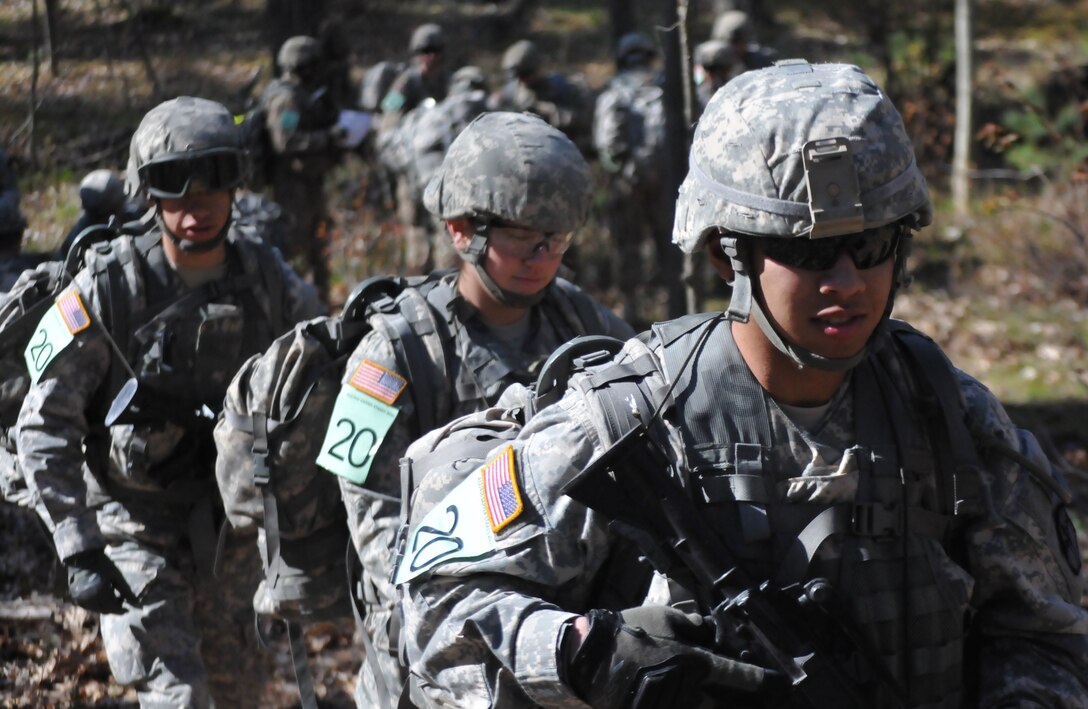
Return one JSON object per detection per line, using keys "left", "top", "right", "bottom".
{"left": 378, "top": 23, "right": 452, "bottom": 275}
{"left": 17, "top": 96, "right": 322, "bottom": 707}
{"left": 592, "top": 32, "right": 669, "bottom": 325}
{"left": 261, "top": 35, "right": 348, "bottom": 304}
{"left": 490, "top": 39, "right": 592, "bottom": 150}
{"left": 0, "top": 150, "right": 48, "bottom": 291}
{"left": 711, "top": 9, "right": 776, "bottom": 78}
{"left": 398, "top": 64, "right": 490, "bottom": 271}
{"left": 380, "top": 23, "right": 449, "bottom": 121}
{"left": 694, "top": 38, "right": 734, "bottom": 118}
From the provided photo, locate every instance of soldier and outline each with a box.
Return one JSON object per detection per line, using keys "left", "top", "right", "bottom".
{"left": 711, "top": 9, "right": 775, "bottom": 79}
{"left": 490, "top": 39, "right": 592, "bottom": 149}
{"left": 592, "top": 31, "right": 670, "bottom": 325}
{"left": 261, "top": 35, "right": 347, "bottom": 303}
{"left": 215, "top": 111, "right": 633, "bottom": 708}
{"left": 380, "top": 23, "right": 450, "bottom": 120}
{"left": 377, "top": 23, "right": 452, "bottom": 275}
{"left": 693, "top": 38, "right": 733, "bottom": 116}
{"left": 16, "top": 96, "right": 322, "bottom": 707}
{"left": 395, "top": 61, "right": 1088, "bottom": 707}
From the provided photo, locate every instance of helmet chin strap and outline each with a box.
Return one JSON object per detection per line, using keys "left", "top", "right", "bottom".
{"left": 155, "top": 203, "right": 232, "bottom": 254}
{"left": 461, "top": 223, "right": 550, "bottom": 308}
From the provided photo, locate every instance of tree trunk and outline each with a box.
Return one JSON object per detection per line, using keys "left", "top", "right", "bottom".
{"left": 952, "top": 0, "right": 973, "bottom": 216}
{"left": 43, "top": 0, "right": 59, "bottom": 76}
{"left": 661, "top": 0, "right": 690, "bottom": 318}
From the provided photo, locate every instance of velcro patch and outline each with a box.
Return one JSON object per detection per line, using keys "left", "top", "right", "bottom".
{"left": 349, "top": 359, "right": 407, "bottom": 405}
{"left": 481, "top": 446, "right": 523, "bottom": 534}
{"left": 56, "top": 290, "right": 91, "bottom": 335}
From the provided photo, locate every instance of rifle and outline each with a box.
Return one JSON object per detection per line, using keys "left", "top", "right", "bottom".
{"left": 561, "top": 423, "right": 905, "bottom": 708}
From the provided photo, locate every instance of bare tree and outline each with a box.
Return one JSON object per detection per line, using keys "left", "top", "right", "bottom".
{"left": 953, "top": 0, "right": 973, "bottom": 216}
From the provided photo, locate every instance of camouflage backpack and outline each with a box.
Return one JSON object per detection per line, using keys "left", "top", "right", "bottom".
{"left": 593, "top": 74, "right": 667, "bottom": 184}
{"left": 215, "top": 273, "right": 451, "bottom": 624}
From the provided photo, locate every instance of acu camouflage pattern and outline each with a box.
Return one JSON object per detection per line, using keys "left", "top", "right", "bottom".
{"left": 673, "top": 61, "right": 932, "bottom": 253}
{"left": 125, "top": 97, "right": 242, "bottom": 199}
{"left": 398, "top": 328, "right": 1088, "bottom": 707}
{"left": 217, "top": 272, "right": 631, "bottom": 708}
{"left": 423, "top": 112, "right": 592, "bottom": 235}
{"left": 16, "top": 224, "right": 320, "bottom": 707}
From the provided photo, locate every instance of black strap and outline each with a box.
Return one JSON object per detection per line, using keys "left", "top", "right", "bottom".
{"left": 347, "top": 541, "right": 396, "bottom": 709}
{"left": 286, "top": 620, "right": 319, "bottom": 709}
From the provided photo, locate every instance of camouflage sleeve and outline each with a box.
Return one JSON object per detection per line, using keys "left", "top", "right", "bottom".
{"left": 15, "top": 271, "right": 112, "bottom": 561}
{"left": 264, "top": 87, "right": 336, "bottom": 156}
{"left": 400, "top": 392, "right": 615, "bottom": 708}
{"left": 958, "top": 372, "right": 1088, "bottom": 704}
{"left": 335, "top": 329, "right": 430, "bottom": 691}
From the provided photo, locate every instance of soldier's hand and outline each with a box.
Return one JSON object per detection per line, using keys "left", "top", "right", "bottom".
{"left": 562, "top": 606, "right": 781, "bottom": 709}
{"left": 66, "top": 550, "right": 133, "bottom": 615}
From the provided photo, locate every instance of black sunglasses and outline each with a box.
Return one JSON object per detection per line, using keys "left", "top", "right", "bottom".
{"left": 758, "top": 223, "right": 904, "bottom": 271}
{"left": 138, "top": 149, "right": 243, "bottom": 199}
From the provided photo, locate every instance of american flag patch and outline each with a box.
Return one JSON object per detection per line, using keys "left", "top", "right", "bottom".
{"left": 56, "top": 290, "right": 91, "bottom": 335}
{"left": 349, "top": 359, "right": 407, "bottom": 404}
{"left": 481, "top": 446, "right": 523, "bottom": 534}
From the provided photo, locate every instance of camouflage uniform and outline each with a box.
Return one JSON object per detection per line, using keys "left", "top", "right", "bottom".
{"left": 17, "top": 97, "right": 323, "bottom": 708}
{"left": 388, "top": 65, "right": 489, "bottom": 272}
{"left": 490, "top": 40, "right": 592, "bottom": 150}
{"left": 592, "top": 33, "right": 671, "bottom": 324}
{"left": 396, "top": 62, "right": 1088, "bottom": 707}
{"left": 261, "top": 35, "right": 344, "bottom": 301}
{"left": 0, "top": 148, "right": 39, "bottom": 292}
{"left": 378, "top": 25, "right": 451, "bottom": 275}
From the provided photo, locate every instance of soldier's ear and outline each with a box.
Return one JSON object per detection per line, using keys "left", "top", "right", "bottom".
{"left": 706, "top": 238, "right": 734, "bottom": 281}
{"left": 447, "top": 218, "right": 473, "bottom": 251}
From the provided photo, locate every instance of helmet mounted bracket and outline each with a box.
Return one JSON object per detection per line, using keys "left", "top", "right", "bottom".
{"left": 803, "top": 137, "right": 864, "bottom": 239}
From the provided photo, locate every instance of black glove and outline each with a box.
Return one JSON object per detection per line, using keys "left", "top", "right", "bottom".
{"left": 564, "top": 605, "right": 780, "bottom": 709}
{"left": 66, "top": 550, "right": 133, "bottom": 615}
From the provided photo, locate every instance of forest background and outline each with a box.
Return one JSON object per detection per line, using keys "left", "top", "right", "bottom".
{"left": 1, "top": 0, "right": 1087, "bottom": 705}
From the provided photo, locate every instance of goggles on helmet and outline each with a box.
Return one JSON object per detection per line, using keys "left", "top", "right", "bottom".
{"left": 477, "top": 218, "right": 574, "bottom": 260}
{"left": 138, "top": 148, "right": 243, "bottom": 199}
{"left": 757, "top": 222, "right": 904, "bottom": 271}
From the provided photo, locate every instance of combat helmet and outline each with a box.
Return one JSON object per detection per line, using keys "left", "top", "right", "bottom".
{"left": 278, "top": 35, "right": 322, "bottom": 74}
{"left": 126, "top": 96, "right": 244, "bottom": 252}
{"left": 616, "top": 32, "right": 656, "bottom": 67}
{"left": 712, "top": 10, "right": 752, "bottom": 45}
{"left": 673, "top": 59, "right": 931, "bottom": 370}
{"left": 423, "top": 111, "right": 591, "bottom": 307}
{"left": 694, "top": 39, "right": 731, "bottom": 72}
{"left": 409, "top": 23, "right": 444, "bottom": 54}
{"left": 502, "top": 40, "right": 541, "bottom": 79}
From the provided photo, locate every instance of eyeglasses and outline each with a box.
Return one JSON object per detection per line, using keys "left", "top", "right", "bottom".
{"left": 138, "top": 149, "right": 243, "bottom": 199}
{"left": 478, "top": 219, "right": 574, "bottom": 260}
{"left": 416, "top": 46, "right": 443, "bottom": 56}
{"left": 758, "top": 223, "right": 904, "bottom": 271}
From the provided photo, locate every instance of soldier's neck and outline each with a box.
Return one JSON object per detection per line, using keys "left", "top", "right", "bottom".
{"left": 456, "top": 267, "right": 530, "bottom": 328}
{"left": 731, "top": 319, "right": 847, "bottom": 407}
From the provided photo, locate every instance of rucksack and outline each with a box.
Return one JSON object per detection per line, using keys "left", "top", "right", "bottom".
{"left": 237, "top": 101, "right": 275, "bottom": 191}
{"left": 215, "top": 272, "right": 451, "bottom": 709}
{"left": 593, "top": 76, "right": 667, "bottom": 183}
{"left": 360, "top": 61, "right": 406, "bottom": 113}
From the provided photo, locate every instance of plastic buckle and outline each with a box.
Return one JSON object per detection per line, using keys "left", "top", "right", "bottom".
{"left": 803, "top": 137, "right": 865, "bottom": 238}
{"left": 852, "top": 501, "right": 900, "bottom": 538}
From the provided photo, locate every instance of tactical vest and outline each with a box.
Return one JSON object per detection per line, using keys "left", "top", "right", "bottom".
{"left": 578, "top": 314, "right": 986, "bottom": 708}
{"left": 85, "top": 229, "right": 288, "bottom": 504}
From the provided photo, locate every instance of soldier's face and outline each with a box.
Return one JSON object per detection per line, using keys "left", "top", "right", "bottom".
{"left": 158, "top": 189, "right": 232, "bottom": 246}
{"left": 483, "top": 224, "right": 564, "bottom": 296}
{"left": 752, "top": 239, "right": 895, "bottom": 361}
